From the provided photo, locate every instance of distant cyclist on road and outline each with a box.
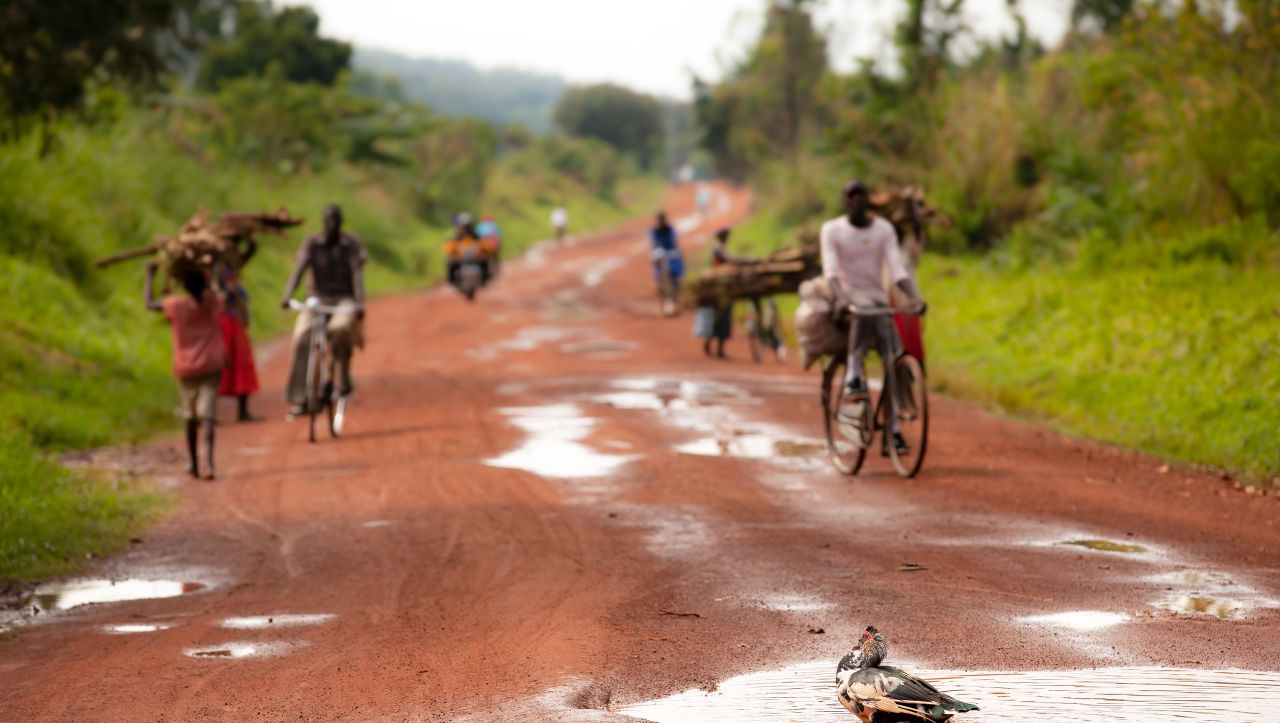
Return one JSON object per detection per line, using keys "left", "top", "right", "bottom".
{"left": 550, "top": 206, "right": 568, "bottom": 242}
{"left": 650, "top": 211, "right": 684, "bottom": 314}
{"left": 280, "top": 204, "right": 367, "bottom": 417}
{"left": 820, "top": 180, "right": 924, "bottom": 452}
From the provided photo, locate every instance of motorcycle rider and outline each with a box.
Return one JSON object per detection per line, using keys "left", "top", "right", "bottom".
{"left": 444, "top": 213, "right": 493, "bottom": 287}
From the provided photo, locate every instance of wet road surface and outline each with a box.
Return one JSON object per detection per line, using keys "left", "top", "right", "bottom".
{"left": 2, "top": 184, "right": 1279, "bottom": 721}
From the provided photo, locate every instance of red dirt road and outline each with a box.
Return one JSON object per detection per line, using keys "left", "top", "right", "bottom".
{"left": 2, "top": 184, "right": 1278, "bottom": 721}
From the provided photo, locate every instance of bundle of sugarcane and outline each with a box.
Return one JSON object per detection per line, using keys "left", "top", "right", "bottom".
{"left": 93, "top": 207, "right": 303, "bottom": 273}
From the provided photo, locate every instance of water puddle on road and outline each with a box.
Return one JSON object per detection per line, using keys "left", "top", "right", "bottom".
{"left": 676, "top": 433, "right": 824, "bottom": 464}
{"left": 755, "top": 593, "right": 834, "bottom": 613}
{"left": 1148, "top": 570, "right": 1280, "bottom": 619}
{"left": 27, "top": 579, "right": 209, "bottom": 613}
{"left": 101, "top": 623, "right": 175, "bottom": 634}
{"left": 1059, "top": 539, "right": 1147, "bottom": 553}
{"left": 1022, "top": 611, "right": 1129, "bottom": 631}
{"left": 486, "top": 405, "right": 636, "bottom": 479}
{"left": 560, "top": 339, "right": 637, "bottom": 356}
{"left": 219, "top": 613, "right": 336, "bottom": 629}
{"left": 185, "top": 640, "right": 308, "bottom": 659}
{"left": 467, "top": 326, "right": 582, "bottom": 359}
{"left": 617, "top": 661, "right": 1280, "bottom": 722}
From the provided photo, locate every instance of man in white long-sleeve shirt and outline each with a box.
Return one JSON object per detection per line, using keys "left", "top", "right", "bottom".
{"left": 819, "top": 179, "right": 925, "bottom": 452}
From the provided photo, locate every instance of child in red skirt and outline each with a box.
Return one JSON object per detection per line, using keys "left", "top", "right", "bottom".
{"left": 218, "top": 239, "right": 261, "bottom": 421}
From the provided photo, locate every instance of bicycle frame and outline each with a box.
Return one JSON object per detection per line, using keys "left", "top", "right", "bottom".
{"left": 288, "top": 297, "right": 360, "bottom": 441}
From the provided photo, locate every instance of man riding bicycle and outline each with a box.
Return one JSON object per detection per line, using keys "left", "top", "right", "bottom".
{"left": 280, "top": 204, "right": 367, "bottom": 416}
{"left": 820, "top": 180, "right": 925, "bottom": 453}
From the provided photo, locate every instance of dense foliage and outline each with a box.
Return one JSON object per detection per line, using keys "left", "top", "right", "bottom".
{"left": 197, "top": 1, "right": 351, "bottom": 89}
{"left": 554, "top": 83, "right": 666, "bottom": 170}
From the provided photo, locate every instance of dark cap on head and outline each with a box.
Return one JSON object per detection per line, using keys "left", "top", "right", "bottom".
{"left": 843, "top": 179, "right": 869, "bottom": 197}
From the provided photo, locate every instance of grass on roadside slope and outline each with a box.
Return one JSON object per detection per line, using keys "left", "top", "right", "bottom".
{"left": 922, "top": 254, "right": 1280, "bottom": 482}
{"left": 0, "top": 118, "right": 663, "bottom": 583}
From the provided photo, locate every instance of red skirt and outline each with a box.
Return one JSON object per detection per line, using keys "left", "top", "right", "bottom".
{"left": 218, "top": 313, "right": 260, "bottom": 396}
{"left": 894, "top": 313, "right": 925, "bottom": 365}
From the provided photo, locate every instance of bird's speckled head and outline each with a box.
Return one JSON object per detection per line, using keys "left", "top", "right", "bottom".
{"left": 837, "top": 625, "right": 889, "bottom": 675}
{"left": 857, "top": 626, "right": 888, "bottom": 667}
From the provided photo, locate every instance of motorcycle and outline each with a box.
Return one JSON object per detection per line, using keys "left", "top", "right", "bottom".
{"left": 451, "top": 247, "right": 487, "bottom": 301}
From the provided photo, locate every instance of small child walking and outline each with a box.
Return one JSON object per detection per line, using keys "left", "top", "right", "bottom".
{"left": 145, "top": 262, "right": 225, "bottom": 480}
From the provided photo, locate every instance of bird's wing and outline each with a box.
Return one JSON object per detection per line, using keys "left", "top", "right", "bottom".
{"left": 877, "top": 667, "right": 944, "bottom": 698}
{"left": 846, "top": 685, "right": 934, "bottom": 721}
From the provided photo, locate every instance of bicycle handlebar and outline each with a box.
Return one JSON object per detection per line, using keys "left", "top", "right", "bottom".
{"left": 287, "top": 298, "right": 364, "bottom": 315}
{"left": 846, "top": 302, "right": 926, "bottom": 317}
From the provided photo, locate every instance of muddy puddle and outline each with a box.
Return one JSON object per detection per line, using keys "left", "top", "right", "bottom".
{"left": 486, "top": 405, "right": 636, "bottom": 479}
{"left": 1021, "top": 610, "right": 1128, "bottom": 631}
{"left": 1149, "top": 570, "right": 1280, "bottom": 619}
{"left": 560, "top": 339, "right": 636, "bottom": 356}
{"left": 1060, "top": 539, "right": 1147, "bottom": 553}
{"left": 468, "top": 326, "right": 582, "bottom": 359}
{"left": 184, "top": 640, "right": 308, "bottom": 659}
{"left": 617, "top": 661, "right": 1280, "bottom": 722}
{"left": 102, "top": 622, "right": 175, "bottom": 634}
{"left": 219, "top": 613, "right": 335, "bottom": 629}
{"left": 26, "top": 578, "right": 209, "bottom": 613}
{"left": 676, "top": 433, "right": 824, "bottom": 464}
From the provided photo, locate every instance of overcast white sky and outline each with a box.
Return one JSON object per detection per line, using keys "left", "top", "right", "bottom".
{"left": 289, "top": 0, "right": 1072, "bottom": 99}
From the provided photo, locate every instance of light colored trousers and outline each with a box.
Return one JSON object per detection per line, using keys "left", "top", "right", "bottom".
{"left": 285, "top": 297, "right": 358, "bottom": 404}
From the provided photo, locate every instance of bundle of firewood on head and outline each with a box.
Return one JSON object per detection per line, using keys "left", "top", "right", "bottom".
{"left": 94, "top": 207, "right": 303, "bottom": 283}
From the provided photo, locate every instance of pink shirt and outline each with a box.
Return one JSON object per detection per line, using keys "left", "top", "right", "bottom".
{"left": 819, "top": 215, "right": 909, "bottom": 307}
{"left": 162, "top": 290, "right": 225, "bottom": 379}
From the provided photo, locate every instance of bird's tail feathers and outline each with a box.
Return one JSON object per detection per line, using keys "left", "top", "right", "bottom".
{"left": 935, "top": 695, "right": 980, "bottom": 713}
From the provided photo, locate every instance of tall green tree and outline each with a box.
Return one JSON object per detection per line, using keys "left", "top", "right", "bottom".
{"left": 553, "top": 83, "right": 664, "bottom": 170}
{"left": 197, "top": 1, "right": 350, "bottom": 89}
{"left": 0, "top": 0, "right": 181, "bottom": 132}
{"left": 693, "top": 0, "right": 828, "bottom": 174}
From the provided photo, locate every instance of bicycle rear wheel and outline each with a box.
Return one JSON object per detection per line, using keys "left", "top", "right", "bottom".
{"left": 822, "top": 360, "right": 868, "bottom": 475}
{"left": 888, "top": 354, "right": 928, "bottom": 478}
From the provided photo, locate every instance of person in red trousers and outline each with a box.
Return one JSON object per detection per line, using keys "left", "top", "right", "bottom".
{"left": 217, "top": 238, "right": 261, "bottom": 422}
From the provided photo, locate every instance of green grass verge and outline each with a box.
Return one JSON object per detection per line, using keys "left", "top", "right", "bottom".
{"left": 922, "top": 254, "right": 1280, "bottom": 482}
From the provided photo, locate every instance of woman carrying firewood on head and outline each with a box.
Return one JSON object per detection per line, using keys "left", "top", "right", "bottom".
{"left": 216, "top": 237, "right": 261, "bottom": 422}
{"left": 145, "top": 261, "right": 225, "bottom": 480}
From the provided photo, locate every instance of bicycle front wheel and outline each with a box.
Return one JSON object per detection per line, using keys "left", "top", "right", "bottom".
{"left": 306, "top": 347, "right": 321, "bottom": 443}
{"left": 888, "top": 354, "right": 928, "bottom": 478}
{"left": 822, "top": 360, "right": 867, "bottom": 476}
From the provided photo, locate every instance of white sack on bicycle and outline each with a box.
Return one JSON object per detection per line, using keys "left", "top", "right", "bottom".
{"left": 795, "top": 277, "right": 848, "bottom": 368}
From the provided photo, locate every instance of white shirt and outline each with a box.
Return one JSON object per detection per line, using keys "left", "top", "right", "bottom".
{"left": 819, "top": 215, "right": 908, "bottom": 307}
{"left": 550, "top": 208, "right": 568, "bottom": 227}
